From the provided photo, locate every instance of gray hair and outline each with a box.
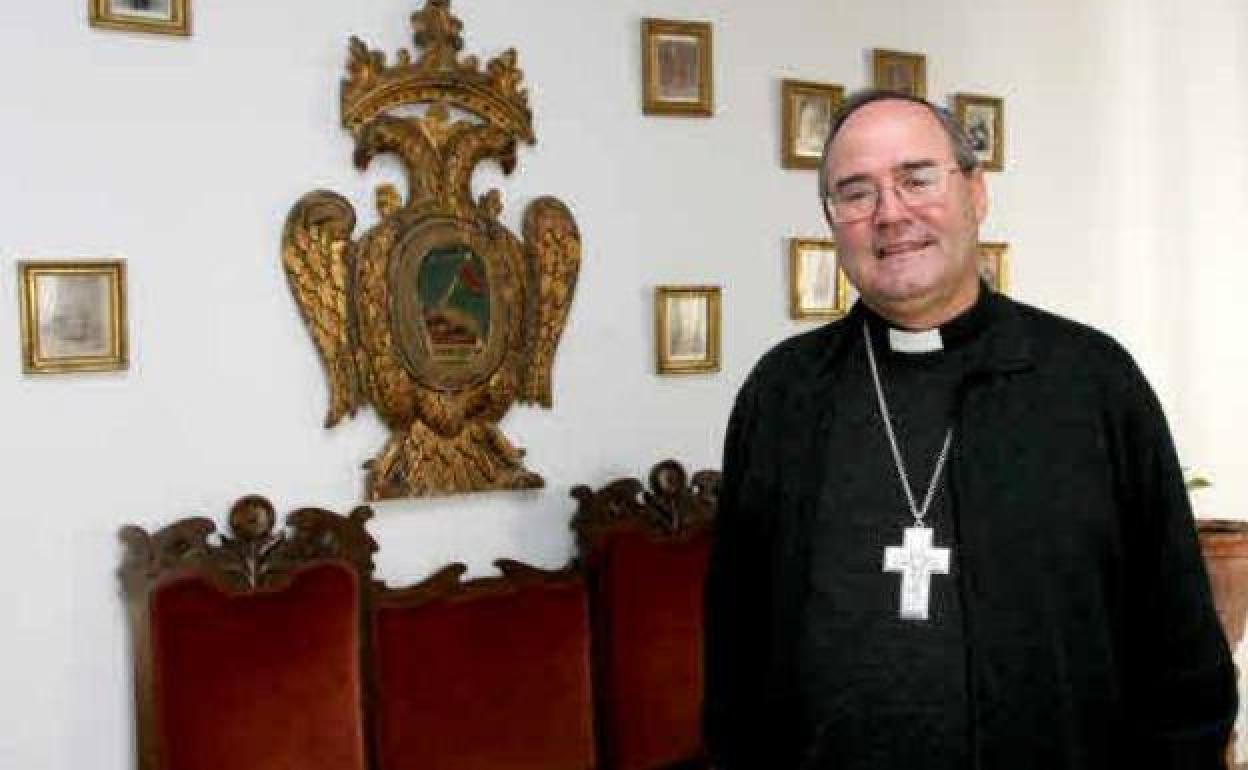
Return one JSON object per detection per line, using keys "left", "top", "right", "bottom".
{"left": 817, "top": 89, "right": 979, "bottom": 200}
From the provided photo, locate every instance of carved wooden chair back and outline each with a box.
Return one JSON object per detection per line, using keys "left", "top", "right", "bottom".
{"left": 119, "top": 495, "right": 377, "bottom": 770}
{"left": 369, "top": 559, "right": 597, "bottom": 770}
{"left": 570, "top": 459, "right": 721, "bottom": 770}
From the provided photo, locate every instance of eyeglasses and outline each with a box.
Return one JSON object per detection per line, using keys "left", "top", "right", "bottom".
{"left": 823, "top": 164, "right": 965, "bottom": 224}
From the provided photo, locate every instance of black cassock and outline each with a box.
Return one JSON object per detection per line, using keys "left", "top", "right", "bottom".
{"left": 803, "top": 305, "right": 977, "bottom": 769}
{"left": 704, "top": 288, "right": 1237, "bottom": 770}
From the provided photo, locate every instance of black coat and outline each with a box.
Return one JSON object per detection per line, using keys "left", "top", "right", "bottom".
{"left": 704, "top": 291, "right": 1237, "bottom": 770}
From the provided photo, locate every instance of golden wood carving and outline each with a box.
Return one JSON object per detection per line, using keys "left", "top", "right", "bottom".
{"left": 283, "top": 0, "right": 581, "bottom": 499}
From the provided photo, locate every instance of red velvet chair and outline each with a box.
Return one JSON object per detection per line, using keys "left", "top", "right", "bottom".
{"left": 371, "top": 559, "right": 597, "bottom": 770}
{"left": 119, "top": 496, "right": 376, "bottom": 770}
{"left": 571, "top": 460, "right": 721, "bottom": 770}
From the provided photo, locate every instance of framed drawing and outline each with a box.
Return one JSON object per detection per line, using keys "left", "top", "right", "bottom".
{"left": 872, "top": 49, "right": 926, "bottom": 98}
{"left": 977, "top": 242, "right": 1010, "bottom": 294}
{"left": 782, "top": 80, "right": 844, "bottom": 169}
{"left": 655, "top": 285, "right": 720, "bottom": 374}
{"left": 89, "top": 0, "right": 190, "bottom": 36}
{"left": 642, "top": 19, "right": 713, "bottom": 117}
{"left": 18, "top": 260, "right": 129, "bottom": 374}
{"left": 954, "top": 93, "right": 1005, "bottom": 171}
{"left": 789, "top": 238, "right": 850, "bottom": 320}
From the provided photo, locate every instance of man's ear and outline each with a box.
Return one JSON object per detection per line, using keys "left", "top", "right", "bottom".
{"left": 968, "top": 168, "right": 988, "bottom": 223}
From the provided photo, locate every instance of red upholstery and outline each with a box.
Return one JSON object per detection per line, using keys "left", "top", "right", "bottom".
{"left": 592, "top": 529, "right": 712, "bottom": 770}
{"left": 148, "top": 563, "right": 366, "bottom": 770}
{"left": 373, "top": 576, "right": 596, "bottom": 770}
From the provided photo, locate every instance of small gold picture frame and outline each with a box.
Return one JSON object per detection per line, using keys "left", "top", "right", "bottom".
{"left": 954, "top": 93, "right": 1005, "bottom": 171}
{"left": 655, "top": 285, "right": 721, "bottom": 374}
{"left": 782, "top": 80, "right": 845, "bottom": 170}
{"left": 977, "top": 242, "right": 1010, "bottom": 294}
{"left": 642, "top": 19, "right": 713, "bottom": 117}
{"left": 89, "top": 0, "right": 190, "bottom": 37}
{"left": 872, "top": 49, "right": 926, "bottom": 98}
{"left": 19, "top": 260, "right": 129, "bottom": 374}
{"left": 789, "top": 239, "right": 850, "bottom": 320}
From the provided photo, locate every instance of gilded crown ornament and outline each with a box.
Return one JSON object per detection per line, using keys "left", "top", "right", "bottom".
{"left": 282, "top": 0, "right": 580, "bottom": 499}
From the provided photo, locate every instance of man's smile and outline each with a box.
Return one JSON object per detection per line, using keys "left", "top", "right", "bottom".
{"left": 875, "top": 237, "right": 936, "bottom": 259}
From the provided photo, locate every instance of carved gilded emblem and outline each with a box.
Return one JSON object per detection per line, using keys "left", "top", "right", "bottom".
{"left": 282, "top": 0, "right": 580, "bottom": 499}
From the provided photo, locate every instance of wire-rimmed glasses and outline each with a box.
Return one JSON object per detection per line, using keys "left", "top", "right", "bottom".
{"left": 823, "top": 164, "right": 965, "bottom": 224}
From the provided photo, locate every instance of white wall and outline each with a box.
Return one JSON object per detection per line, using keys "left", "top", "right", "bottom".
{"left": 1, "top": 1, "right": 1246, "bottom": 768}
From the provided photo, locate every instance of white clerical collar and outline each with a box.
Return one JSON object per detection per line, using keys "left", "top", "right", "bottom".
{"left": 888, "top": 326, "right": 944, "bottom": 354}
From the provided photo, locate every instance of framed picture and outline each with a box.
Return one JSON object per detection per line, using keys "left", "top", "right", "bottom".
{"left": 789, "top": 239, "right": 850, "bottom": 320}
{"left": 18, "top": 260, "right": 129, "bottom": 374}
{"left": 977, "top": 242, "right": 1010, "bottom": 294}
{"left": 655, "top": 285, "right": 720, "bottom": 374}
{"left": 872, "top": 49, "right": 926, "bottom": 98}
{"left": 954, "top": 93, "right": 1005, "bottom": 171}
{"left": 782, "top": 80, "right": 844, "bottom": 169}
{"left": 642, "top": 19, "right": 713, "bottom": 117}
{"left": 89, "top": 0, "right": 190, "bottom": 36}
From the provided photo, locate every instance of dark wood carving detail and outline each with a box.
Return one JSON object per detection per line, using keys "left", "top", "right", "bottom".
{"left": 375, "top": 558, "right": 581, "bottom": 606}
{"left": 569, "top": 459, "right": 721, "bottom": 551}
{"left": 119, "top": 496, "right": 378, "bottom": 770}
{"left": 120, "top": 495, "right": 376, "bottom": 593}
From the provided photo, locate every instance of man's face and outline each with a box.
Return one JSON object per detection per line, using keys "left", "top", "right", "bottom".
{"left": 823, "top": 99, "right": 987, "bottom": 328}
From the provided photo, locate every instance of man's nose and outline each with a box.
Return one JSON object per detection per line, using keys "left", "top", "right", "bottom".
{"left": 873, "top": 184, "right": 910, "bottom": 224}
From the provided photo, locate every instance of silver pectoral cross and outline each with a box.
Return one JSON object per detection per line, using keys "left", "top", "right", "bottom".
{"left": 883, "top": 526, "right": 951, "bottom": 621}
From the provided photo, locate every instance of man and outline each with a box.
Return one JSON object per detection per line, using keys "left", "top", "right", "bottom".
{"left": 703, "top": 90, "right": 1237, "bottom": 770}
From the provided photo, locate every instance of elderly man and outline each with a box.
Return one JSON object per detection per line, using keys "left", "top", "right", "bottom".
{"left": 703, "top": 90, "right": 1237, "bottom": 770}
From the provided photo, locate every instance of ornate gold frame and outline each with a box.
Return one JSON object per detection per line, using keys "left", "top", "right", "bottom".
{"left": 977, "top": 241, "right": 1010, "bottom": 294}
{"left": 954, "top": 92, "right": 1005, "bottom": 171}
{"left": 282, "top": 0, "right": 580, "bottom": 500}
{"left": 872, "top": 48, "right": 927, "bottom": 98}
{"left": 789, "top": 238, "right": 850, "bottom": 320}
{"left": 655, "top": 285, "right": 720, "bottom": 374}
{"left": 18, "top": 259, "right": 128, "bottom": 374}
{"left": 88, "top": 0, "right": 190, "bottom": 36}
{"left": 781, "top": 79, "right": 843, "bottom": 170}
{"left": 641, "top": 18, "right": 713, "bottom": 117}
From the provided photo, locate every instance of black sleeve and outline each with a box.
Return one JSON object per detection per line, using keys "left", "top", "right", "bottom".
{"left": 703, "top": 370, "right": 773, "bottom": 770}
{"left": 1111, "top": 350, "right": 1238, "bottom": 769}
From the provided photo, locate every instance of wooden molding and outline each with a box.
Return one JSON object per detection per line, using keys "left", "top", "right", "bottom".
{"left": 374, "top": 558, "right": 582, "bottom": 607}
{"left": 570, "top": 459, "right": 720, "bottom": 553}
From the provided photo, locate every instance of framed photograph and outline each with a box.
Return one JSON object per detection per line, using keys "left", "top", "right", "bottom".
{"left": 642, "top": 19, "right": 713, "bottom": 117}
{"left": 655, "top": 285, "right": 721, "bottom": 374}
{"left": 977, "top": 242, "right": 1010, "bottom": 294}
{"left": 789, "top": 239, "right": 850, "bottom": 320}
{"left": 954, "top": 93, "right": 1005, "bottom": 171}
{"left": 872, "top": 49, "right": 926, "bottom": 98}
{"left": 782, "top": 80, "right": 845, "bottom": 170}
{"left": 89, "top": 0, "right": 190, "bottom": 36}
{"left": 18, "top": 260, "right": 129, "bottom": 374}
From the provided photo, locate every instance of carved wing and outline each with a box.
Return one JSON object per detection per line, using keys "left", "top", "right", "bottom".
{"left": 281, "top": 191, "right": 361, "bottom": 427}
{"left": 520, "top": 196, "right": 581, "bottom": 407}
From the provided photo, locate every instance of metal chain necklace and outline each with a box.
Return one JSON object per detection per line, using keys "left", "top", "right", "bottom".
{"left": 863, "top": 321, "right": 953, "bottom": 621}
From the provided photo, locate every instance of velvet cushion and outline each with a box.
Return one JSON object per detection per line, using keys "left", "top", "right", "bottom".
{"left": 594, "top": 529, "right": 712, "bottom": 770}
{"left": 149, "top": 563, "right": 366, "bottom": 770}
{"left": 373, "top": 577, "right": 595, "bottom": 770}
